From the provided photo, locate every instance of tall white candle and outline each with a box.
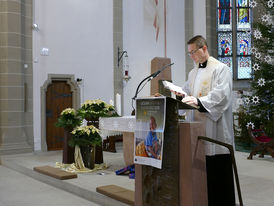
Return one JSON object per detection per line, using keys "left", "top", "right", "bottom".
{"left": 116, "top": 93, "right": 121, "bottom": 116}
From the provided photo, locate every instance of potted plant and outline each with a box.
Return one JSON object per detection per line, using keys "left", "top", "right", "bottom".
{"left": 78, "top": 99, "right": 116, "bottom": 123}
{"left": 56, "top": 108, "right": 82, "bottom": 164}
{"left": 56, "top": 108, "right": 82, "bottom": 130}
{"left": 77, "top": 99, "right": 117, "bottom": 163}
{"left": 70, "top": 125, "right": 102, "bottom": 169}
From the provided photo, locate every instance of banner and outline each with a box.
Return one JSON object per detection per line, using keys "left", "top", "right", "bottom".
{"left": 134, "top": 97, "right": 166, "bottom": 169}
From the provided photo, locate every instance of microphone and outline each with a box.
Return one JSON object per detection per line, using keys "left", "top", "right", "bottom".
{"left": 132, "top": 62, "right": 174, "bottom": 100}
{"left": 150, "top": 62, "right": 174, "bottom": 79}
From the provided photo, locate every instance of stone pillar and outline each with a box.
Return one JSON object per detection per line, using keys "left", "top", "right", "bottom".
{"left": 113, "top": 0, "right": 124, "bottom": 115}
{"left": 184, "top": 0, "right": 194, "bottom": 77}
{"left": 0, "top": 0, "right": 33, "bottom": 154}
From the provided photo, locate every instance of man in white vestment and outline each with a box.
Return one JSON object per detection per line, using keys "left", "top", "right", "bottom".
{"left": 172, "top": 35, "right": 235, "bottom": 206}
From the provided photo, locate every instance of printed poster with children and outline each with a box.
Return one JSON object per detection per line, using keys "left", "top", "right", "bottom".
{"left": 134, "top": 97, "right": 166, "bottom": 169}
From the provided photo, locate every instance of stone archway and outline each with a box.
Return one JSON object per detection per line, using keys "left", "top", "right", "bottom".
{"left": 40, "top": 74, "right": 80, "bottom": 152}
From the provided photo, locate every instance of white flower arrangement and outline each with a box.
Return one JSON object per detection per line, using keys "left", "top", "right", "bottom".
{"left": 61, "top": 108, "right": 77, "bottom": 116}
{"left": 56, "top": 108, "right": 82, "bottom": 130}
{"left": 78, "top": 99, "right": 116, "bottom": 121}
{"left": 70, "top": 125, "right": 101, "bottom": 147}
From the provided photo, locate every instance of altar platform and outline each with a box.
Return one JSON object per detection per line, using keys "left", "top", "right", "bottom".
{"left": 1, "top": 142, "right": 274, "bottom": 206}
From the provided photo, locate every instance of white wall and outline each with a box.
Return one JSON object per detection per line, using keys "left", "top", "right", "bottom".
{"left": 32, "top": 0, "right": 208, "bottom": 150}
{"left": 33, "top": 0, "right": 113, "bottom": 150}
{"left": 122, "top": 0, "right": 186, "bottom": 115}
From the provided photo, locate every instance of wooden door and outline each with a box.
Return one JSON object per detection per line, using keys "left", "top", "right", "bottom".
{"left": 46, "top": 81, "right": 72, "bottom": 151}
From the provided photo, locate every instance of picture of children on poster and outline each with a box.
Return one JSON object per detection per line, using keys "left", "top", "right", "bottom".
{"left": 134, "top": 97, "right": 166, "bottom": 169}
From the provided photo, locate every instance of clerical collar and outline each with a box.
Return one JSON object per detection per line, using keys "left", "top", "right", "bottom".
{"left": 198, "top": 60, "right": 208, "bottom": 68}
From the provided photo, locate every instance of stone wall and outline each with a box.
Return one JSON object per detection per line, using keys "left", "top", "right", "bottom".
{"left": 0, "top": 0, "right": 33, "bottom": 154}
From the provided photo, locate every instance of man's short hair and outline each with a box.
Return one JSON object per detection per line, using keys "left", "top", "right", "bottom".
{"left": 187, "top": 35, "right": 208, "bottom": 48}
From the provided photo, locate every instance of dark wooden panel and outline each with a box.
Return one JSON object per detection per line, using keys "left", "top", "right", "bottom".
{"left": 46, "top": 81, "right": 72, "bottom": 151}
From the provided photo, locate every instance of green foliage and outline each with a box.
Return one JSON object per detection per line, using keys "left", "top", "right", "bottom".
{"left": 56, "top": 99, "right": 119, "bottom": 146}
{"left": 235, "top": 0, "right": 274, "bottom": 141}
{"left": 69, "top": 125, "right": 102, "bottom": 147}
{"left": 77, "top": 99, "right": 118, "bottom": 120}
{"left": 55, "top": 108, "right": 82, "bottom": 130}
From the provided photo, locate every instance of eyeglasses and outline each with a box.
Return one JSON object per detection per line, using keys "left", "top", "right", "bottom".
{"left": 188, "top": 47, "right": 203, "bottom": 56}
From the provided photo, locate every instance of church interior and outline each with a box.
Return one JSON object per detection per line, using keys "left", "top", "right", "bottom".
{"left": 0, "top": 0, "right": 273, "bottom": 205}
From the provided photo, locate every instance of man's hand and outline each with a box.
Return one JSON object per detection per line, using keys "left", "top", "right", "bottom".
{"left": 171, "top": 90, "right": 186, "bottom": 97}
{"left": 182, "top": 96, "right": 198, "bottom": 106}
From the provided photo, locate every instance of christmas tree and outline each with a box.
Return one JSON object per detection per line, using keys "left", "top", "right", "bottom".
{"left": 236, "top": 0, "right": 274, "bottom": 144}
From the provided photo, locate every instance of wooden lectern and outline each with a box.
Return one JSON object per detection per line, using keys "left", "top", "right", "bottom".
{"left": 134, "top": 97, "right": 207, "bottom": 206}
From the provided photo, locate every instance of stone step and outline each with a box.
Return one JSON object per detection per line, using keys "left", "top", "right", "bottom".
{"left": 1, "top": 152, "right": 132, "bottom": 206}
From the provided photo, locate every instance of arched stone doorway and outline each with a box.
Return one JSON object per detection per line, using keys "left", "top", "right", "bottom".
{"left": 41, "top": 74, "right": 80, "bottom": 152}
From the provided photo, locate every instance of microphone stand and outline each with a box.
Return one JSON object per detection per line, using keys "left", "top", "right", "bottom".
{"left": 132, "top": 62, "right": 174, "bottom": 101}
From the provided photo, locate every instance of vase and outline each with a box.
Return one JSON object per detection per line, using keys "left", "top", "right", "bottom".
{"left": 63, "top": 128, "right": 75, "bottom": 164}
{"left": 80, "top": 145, "right": 95, "bottom": 169}
{"left": 87, "top": 118, "right": 103, "bottom": 164}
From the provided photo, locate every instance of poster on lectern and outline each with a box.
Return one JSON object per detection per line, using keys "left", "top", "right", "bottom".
{"left": 134, "top": 97, "right": 166, "bottom": 169}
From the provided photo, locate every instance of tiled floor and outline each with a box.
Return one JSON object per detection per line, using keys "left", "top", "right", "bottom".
{"left": 1, "top": 143, "right": 274, "bottom": 206}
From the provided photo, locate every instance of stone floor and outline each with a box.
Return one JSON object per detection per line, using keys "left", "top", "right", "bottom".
{"left": 1, "top": 143, "right": 274, "bottom": 206}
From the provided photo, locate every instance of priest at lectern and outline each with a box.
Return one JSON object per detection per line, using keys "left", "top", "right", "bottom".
{"left": 170, "top": 35, "right": 235, "bottom": 206}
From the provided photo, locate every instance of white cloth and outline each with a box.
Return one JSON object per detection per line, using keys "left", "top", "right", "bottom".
{"left": 183, "top": 56, "right": 234, "bottom": 155}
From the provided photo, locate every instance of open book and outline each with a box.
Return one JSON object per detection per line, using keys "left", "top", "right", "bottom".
{"left": 163, "top": 81, "right": 199, "bottom": 109}
{"left": 162, "top": 81, "right": 188, "bottom": 96}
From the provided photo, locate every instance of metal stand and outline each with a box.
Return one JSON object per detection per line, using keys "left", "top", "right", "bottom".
{"left": 198, "top": 136, "right": 244, "bottom": 206}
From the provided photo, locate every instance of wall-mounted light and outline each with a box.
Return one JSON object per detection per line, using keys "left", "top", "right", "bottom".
{"left": 32, "top": 23, "right": 39, "bottom": 31}
{"left": 118, "top": 47, "right": 131, "bottom": 82}
{"left": 123, "top": 53, "right": 131, "bottom": 82}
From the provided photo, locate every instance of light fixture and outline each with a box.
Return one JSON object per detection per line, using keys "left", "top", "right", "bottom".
{"left": 123, "top": 53, "right": 131, "bottom": 81}
{"left": 32, "top": 23, "right": 39, "bottom": 31}
{"left": 118, "top": 47, "right": 131, "bottom": 82}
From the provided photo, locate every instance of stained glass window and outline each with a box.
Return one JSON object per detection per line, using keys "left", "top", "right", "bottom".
{"left": 236, "top": 0, "right": 251, "bottom": 79}
{"left": 237, "top": 0, "right": 251, "bottom": 30}
{"left": 238, "top": 8, "right": 249, "bottom": 23}
{"left": 237, "top": 32, "right": 251, "bottom": 56}
{"left": 217, "top": 0, "right": 252, "bottom": 80}
{"left": 238, "top": 0, "right": 248, "bottom": 6}
{"left": 218, "top": 0, "right": 232, "bottom": 31}
{"left": 218, "top": 33, "right": 233, "bottom": 56}
{"left": 218, "top": 57, "right": 233, "bottom": 74}
{"left": 237, "top": 56, "right": 251, "bottom": 79}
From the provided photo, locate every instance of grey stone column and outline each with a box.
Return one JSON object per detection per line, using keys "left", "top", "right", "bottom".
{"left": 206, "top": 0, "right": 217, "bottom": 58}
{"left": 113, "top": 0, "right": 124, "bottom": 115}
{"left": 184, "top": 0, "right": 194, "bottom": 77}
{"left": 0, "top": 0, "right": 33, "bottom": 154}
